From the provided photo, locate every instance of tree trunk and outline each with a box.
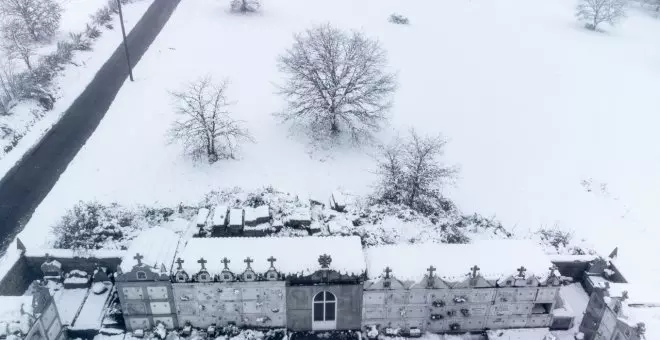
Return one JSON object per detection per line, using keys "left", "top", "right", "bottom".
{"left": 22, "top": 55, "right": 31, "bottom": 70}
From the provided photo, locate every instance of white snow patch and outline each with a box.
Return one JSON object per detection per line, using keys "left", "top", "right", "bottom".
{"left": 120, "top": 226, "right": 182, "bottom": 273}
{"left": 365, "top": 239, "right": 553, "bottom": 282}
{"left": 212, "top": 206, "right": 228, "bottom": 226}
{"left": 178, "top": 236, "right": 365, "bottom": 276}
{"left": 196, "top": 208, "right": 210, "bottom": 225}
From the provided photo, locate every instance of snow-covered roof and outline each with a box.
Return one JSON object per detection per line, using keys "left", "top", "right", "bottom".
{"left": 195, "top": 208, "right": 209, "bottom": 225}
{"left": 365, "top": 240, "right": 553, "bottom": 282}
{"left": 245, "top": 206, "right": 269, "bottom": 222}
{"left": 229, "top": 209, "right": 243, "bottom": 226}
{"left": 177, "top": 236, "right": 365, "bottom": 276}
{"left": 120, "top": 227, "right": 182, "bottom": 273}
{"left": 0, "top": 296, "right": 32, "bottom": 324}
{"left": 608, "top": 283, "right": 660, "bottom": 306}
{"left": 212, "top": 206, "right": 228, "bottom": 226}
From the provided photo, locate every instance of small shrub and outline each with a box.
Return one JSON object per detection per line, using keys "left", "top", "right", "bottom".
{"left": 92, "top": 7, "right": 113, "bottom": 26}
{"left": 389, "top": 13, "right": 410, "bottom": 25}
{"left": 230, "top": 0, "right": 261, "bottom": 13}
{"left": 70, "top": 32, "right": 92, "bottom": 51}
{"left": 538, "top": 227, "right": 573, "bottom": 251}
{"left": 56, "top": 40, "right": 74, "bottom": 62}
{"left": 85, "top": 24, "right": 102, "bottom": 39}
{"left": 105, "top": 23, "right": 114, "bottom": 30}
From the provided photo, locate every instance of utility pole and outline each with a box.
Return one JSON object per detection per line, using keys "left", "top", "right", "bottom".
{"left": 117, "top": 0, "right": 134, "bottom": 81}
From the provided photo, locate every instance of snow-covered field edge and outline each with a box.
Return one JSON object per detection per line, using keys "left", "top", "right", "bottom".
{"left": 0, "top": 0, "right": 154, "bottom": 180}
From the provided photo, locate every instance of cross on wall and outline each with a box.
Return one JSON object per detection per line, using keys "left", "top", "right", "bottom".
{"left": 244, "top": 257, "right": 254, "bottom": 269}
{"left": 175, "top": 258, "right": 184, "bottom": 270}
{"left": 384, "top": 267, "right": 392, "bottom": 279}
{"left": 427, "top": 265, "right": 436, "bottom": 277}
{"left": 470, "top": 265, "right": 480, "bottom": 278}
{"left": 134, "top": 253, "right": 144, "bottom": 265}
{"left": 517, "top": 266, "right": 527, "bottom": 277}
{"left": 267, "top": 256, "right": 277, "bottom": 268}
{"left": 221, "top": 257, "right": 231, "bottom": 270}
{"left": 198, "top": 257, "right": 207, "bottom": 270}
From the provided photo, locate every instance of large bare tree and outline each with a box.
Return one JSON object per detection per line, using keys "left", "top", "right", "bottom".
{"left": 1, "top": 20, "right": 34, "bottom": 70}
{"left": 376, "top": 129, "right": 457, "bottom": 212}
{"left": 168, "top": 77, "right": 253, "bottom": 163}
{"left": 576, "top": 0, "right": 627, "bottom": 31}
{"left": 0, "top": 0, "right": 62, "bottom": 42}
{"left": 277, "top": 24, "right": 396, "bottom": 143}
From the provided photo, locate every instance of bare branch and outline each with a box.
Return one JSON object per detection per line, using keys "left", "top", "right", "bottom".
{"left": 576, "top": 0, "right": 627, "bottom": 31}
{"left": 277, "top": 24, "right": 397, "bottom": 144}
{"left": 0, "top": 0, "right": 62, "bottom": 42}
{"left": 168, "top": 76, "right": 253, "bottom": 162}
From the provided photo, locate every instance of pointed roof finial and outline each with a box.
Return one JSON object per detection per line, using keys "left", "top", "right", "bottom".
{"left": 16, "top": 238, "right": 26, "bottom": 253}
{"left": 609, "top": 247, "right": 618, "bottom": 259}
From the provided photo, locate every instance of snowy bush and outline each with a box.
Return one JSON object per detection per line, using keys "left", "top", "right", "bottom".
{"left": 389, "top": 13, "right": 409, "bottom": 24}
{"left": 85, "top": 24, "right": 102, "bottom": 39}
{"left": 0, "top": 0, "right": 63, "bottom": 42}
{"left": 230, "top": 0, "right": 261, "bottom": 13}
{"left": 576, "top": 0, "right": 627, "bottom": 31}
{"left": 69, "top": 32, "right": 92, "bottom": 51}
{"left": 168, "top": 76, "right": 253, "bottom": 162}
{"left": 375, "top": 129, "right": 458, "bottom": 214}
{"left": 277, "top": 24, "right": 397, "bottom": 144}
{"left": 92, "top": 7, "right": 113, "bottom": 27}
{"left": 538, "top": 227, "right": 572, "bottom": 251}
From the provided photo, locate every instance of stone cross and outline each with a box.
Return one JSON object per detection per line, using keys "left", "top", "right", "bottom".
{"left": 267, "top": 256, "right": 277, "bottom": 268}
{"left": 517, "top": 266, "right": 527, "bottom": 277}
{"left": 427, "top": 265, "right": 436, "bottom": 277}
{"left": 45, "top": 253, "right": 52, "bottom": 262}
{"left": 221, "top": 257, "right": 230, "bottom": 270}
{"left": 134, "top": 253, "right": 144, "bottom": 266}
{"left": 470, "top": 265, "right": 480, "bottom": 278}
{"left": 175, "top": 258, "right": 184, "bottom": 270}
{"left": 244, "top": 257, "right": 253, "bottom": 269}
{"left": 198, "top": 257, "right": 207, "bottom": 270}
{"left": 384, "top": 267, "right": 392, "bottom": 279}
{"left": 318, "top": 254, "right": 332, "bottom": 268}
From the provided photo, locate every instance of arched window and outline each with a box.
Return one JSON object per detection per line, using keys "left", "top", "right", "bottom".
{"left": 313, "top": 291, "right": 336, "bottom": 325}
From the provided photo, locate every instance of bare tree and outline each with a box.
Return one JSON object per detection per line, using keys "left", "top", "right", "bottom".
{"left": 168, "top": 77, "right": 253, "bottom": 163}
{"left": 576, "top": 0, "right": 627, "bottom": 31}
{"left": 376, "top": 129, "right": 457, "bottom": 212}
{"left": 0, "top": 59, "right": 19, "bottom": 115}
{"left": 230, "top": 0, "right": 260, "bottom": 13}
{"left": 277, "top": 24, "right": 397, "bottom": 143}
{"left": 0, "top": 0, "right": 62, "bottom": 42}
{"left": 1, "top": 20, "right": 35, "bottom": 70}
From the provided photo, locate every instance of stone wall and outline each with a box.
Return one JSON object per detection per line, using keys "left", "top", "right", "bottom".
{"left": 118, "top": 280, "right": 177, "bottom": 331}
{"left": 362, "top": 285, "right": 559, "bottom": 333}
{"left": 0, "top": 255, "right": 39, "bottom": 295}
{"left": 172, "top": 281, "right": 286, "bottom": 329}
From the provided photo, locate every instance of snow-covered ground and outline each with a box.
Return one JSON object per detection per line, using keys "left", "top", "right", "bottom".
{"left": 10, "top": 0, "right": 660, "bottom": 327}
{"left": 0, "top": 0, "right": 153, "bottom": 169}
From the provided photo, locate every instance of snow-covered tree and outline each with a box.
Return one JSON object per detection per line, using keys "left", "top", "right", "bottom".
{"left": 0, "top": 0, "right": 62, "bottom": 42}
{"left": 576, "top": 0, "right": 627, "bottom": 31}
{"left": 277, "top": 24, "right": 397, "bottom": 143}
{"left": 1, "top": 20, "right": 35, "bottom": 70}
{"left": 230, "top": 0, "right": 260, "bottom": 13}
{"left": 376, "top": 129, "right": 457, "bottom": 212}
{"left": 168, "top": 77, "right": 253, "bottom": 162}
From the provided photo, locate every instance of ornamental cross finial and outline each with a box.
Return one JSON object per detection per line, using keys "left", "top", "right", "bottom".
{"left": 517, "top": 266, "right": 527, "bottom": 278}
{"left": 175, "top": 258, "right": 184, "bottom": 270}
{"left": 134, "top": 253, "right": 144, "bottom": 265}
{"left": 221, "top": 257, "right": 230, "bottom": 270}
{"left": 471, "top": 265, "right": 480, "bottom": 278}
{"left": 244, "top": 257, "right": 254, "bottom": 269}
{"left": 45, "top": 253, "right": 52, "bottom": 262}
{"left": 427, "top": 265, "right": 436, "bottom": 277}
{"left": 384, "top": 267, "right": 392, "bottom": 279}
{"left": 318, "top": 254, "right": 332, "bottom": 268}
{"left": 267, "top": 256, "right": 277, "bottom": 268}
{"left": 198, "top": 257, "right": 207, "bottom": 270}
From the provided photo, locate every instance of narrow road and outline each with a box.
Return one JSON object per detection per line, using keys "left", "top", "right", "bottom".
{"left": 0, "top": 0, "right": 182, "bottom": 253}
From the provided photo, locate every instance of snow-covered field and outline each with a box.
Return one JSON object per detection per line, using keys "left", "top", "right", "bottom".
{"left": 0, "top": 0, "right": 153, "bottom": 169}
{"left": 14, "top": 0, "right": 660, "bottom": 294}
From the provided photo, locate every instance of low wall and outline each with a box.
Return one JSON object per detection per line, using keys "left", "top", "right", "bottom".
{"left": 0, "top": 249, "right": 125, "bottom": 295}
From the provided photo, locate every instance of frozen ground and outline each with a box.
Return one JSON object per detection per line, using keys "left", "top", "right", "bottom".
{"left": 11, "top": 0, "right": 660, "bottom": 324}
